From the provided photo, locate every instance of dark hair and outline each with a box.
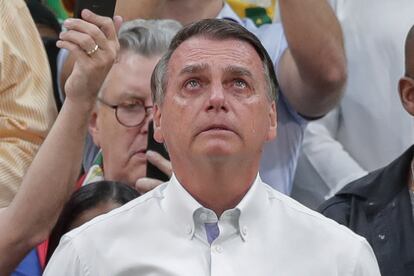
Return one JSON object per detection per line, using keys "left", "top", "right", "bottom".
{"left": 405, "top": 25, "right": 414, "bottom": 76}
{"left": 46, "top": 181, "right": 139, "bottom": 263}
{"left": 151, "top": 18, "right": 279, "bottom": 105}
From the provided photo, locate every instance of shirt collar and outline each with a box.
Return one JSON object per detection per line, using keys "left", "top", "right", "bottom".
{"left": 162, "top": 173, "right": 272, "bottom": 242}
{"left": 162, "top": 174, "right": 203, "bottom": 240}
{"left": 337, "top": 145, "right": 414, "bottom": 214}
{"left": 82, "top": 164, "right": 104, "bottom": 186}
{"left": 236, "top": 174, "right": 274, "bottom": 241}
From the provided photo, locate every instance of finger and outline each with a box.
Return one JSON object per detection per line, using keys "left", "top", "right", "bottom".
{"left": 135, "top": 178, "right": 163, "bottom": 194}
{"left": 146, "top": 150, "right": 172, "bottom": 177}
{"left": 113, "top": 15, "right": 123, "bottom": 33}
{"left": 63, "top": 18, "right": 108, "bottom": 51}
{"left": 81, "top": 9, "right": 118, "bottom": 41}
{"left": 56, "top": 40, "right": 88, "bottom": 60}
{"left": 59, "top": 30, "right": 98, "bottom": 55}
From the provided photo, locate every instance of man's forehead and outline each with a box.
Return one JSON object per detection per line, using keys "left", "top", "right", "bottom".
{"left": 99, "top": 71, "right": 149, "bottom": 102}
{"left": 169, "top": 36, "right": 263, "bottom": 72}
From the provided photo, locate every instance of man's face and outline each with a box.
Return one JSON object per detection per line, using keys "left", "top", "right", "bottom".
{"left": 90, "top": 52, "right": 161, "bottom": 186}
{"left": 154, "top": 37, "right": 276, "bottom": 169}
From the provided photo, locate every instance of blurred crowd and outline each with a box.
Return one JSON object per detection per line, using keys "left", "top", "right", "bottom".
{"left": 0, "top": 0, "right": 413, "bottom": 275}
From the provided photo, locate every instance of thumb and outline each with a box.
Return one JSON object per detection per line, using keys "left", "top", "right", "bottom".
{"left": 113, "top": 15, "right": 123, "bottom": 34}
{"left": 135, "top": 177, "right": 163, "bottom": 194}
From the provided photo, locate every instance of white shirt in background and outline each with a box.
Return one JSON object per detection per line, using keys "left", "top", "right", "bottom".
{"left": 292, "top": 0, "right": 414, "bottom": 209}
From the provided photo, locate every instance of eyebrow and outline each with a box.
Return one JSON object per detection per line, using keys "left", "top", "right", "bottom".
{"left": 223, "top": 65, "right": 253, "bottom": 78}
{"left": 179, "top": 63, "right": 210, "bottom": 76}
{"left": 179, "top": 64, "right": 253, "bottom": 79}
{"left": 116, "top": 91, "right": 146, "bottom": 102}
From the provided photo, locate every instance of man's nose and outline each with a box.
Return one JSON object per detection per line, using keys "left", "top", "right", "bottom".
{"left": 141, "top": 112, "right": 153, "bottom": 134}
{"left": 207, "top": 84, "right": 227, "bottom": 111}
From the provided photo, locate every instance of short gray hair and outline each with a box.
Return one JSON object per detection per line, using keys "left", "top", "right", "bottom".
{"left": 98, "top": 19, "right": 182, "bottom": 98}
{"left": 118, "top": 19, "right": 182, "bottom": 57}
{"left": 151, "top": 18, "right": 279, "bottom": 105}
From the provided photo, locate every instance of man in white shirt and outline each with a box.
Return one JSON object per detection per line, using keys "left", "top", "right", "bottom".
{"left": 45, "top": 18, "right": 379, "bottom": 275}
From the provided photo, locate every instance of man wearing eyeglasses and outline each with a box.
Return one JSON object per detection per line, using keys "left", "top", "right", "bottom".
{"left": 78, "top": 20, "right": 180, "bottom": 191}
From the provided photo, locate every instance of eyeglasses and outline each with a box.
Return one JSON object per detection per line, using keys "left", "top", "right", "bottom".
{"left": 97, "top": 97, "right": 153, "bottom": 127}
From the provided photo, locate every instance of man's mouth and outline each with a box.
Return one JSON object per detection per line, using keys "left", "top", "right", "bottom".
{"left": 201, "top": 124, "right": 234, "bottom": 133}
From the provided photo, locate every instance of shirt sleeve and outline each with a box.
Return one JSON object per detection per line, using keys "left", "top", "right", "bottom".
{"left": 352, "top": 238, "right": 381, "bottom": 276}
{"left": 275, "top": 29, "right": 288, "bottom": 69}
{"left": 43, "top": 236, "right": 89, "bottom": 276}
{"left": 0, "top": 1, "right": 57, "bottom": 207}
{"left": 298, "top": 108, "right": 368, "bottom": 199}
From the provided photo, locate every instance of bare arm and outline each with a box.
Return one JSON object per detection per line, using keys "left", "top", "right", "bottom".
{"left": 59, "top": 51, "right": 75, "bottom": 96}
{"left": 277, "top": 0, "right": 346, "bottom": 118}
{"left": 0, "top": 99, "right": 95, "bottom": 274}
{"left": 0, "top": 10, "right": 121, "bottom": 274}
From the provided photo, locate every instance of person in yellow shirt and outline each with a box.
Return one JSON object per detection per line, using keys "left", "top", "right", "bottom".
{"left": 0, "top": 0, "right": 58, "bottom": 207}
{"left": 0, "top": 6, "right": 121, "bottom": 275}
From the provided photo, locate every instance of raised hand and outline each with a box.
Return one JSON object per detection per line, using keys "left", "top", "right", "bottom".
{"left": 57, "top": 9, "right": 122, "bottom": 105}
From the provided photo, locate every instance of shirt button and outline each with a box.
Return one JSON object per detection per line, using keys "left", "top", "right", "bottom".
{"left": 378, "top": 234, "right": 386, "bottom": 240}
{"left": 214, "top": 245, "right": 223, "bottom": 253}
{"left": 241, "top": 226, "right": 248, "bottom": 236}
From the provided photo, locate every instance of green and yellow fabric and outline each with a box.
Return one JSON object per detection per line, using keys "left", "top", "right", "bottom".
{"left": 42, "top": 0, "right": 74, "bottom": 21}
{"left": 227, "top": 0, "right": 277, "bottom": 26}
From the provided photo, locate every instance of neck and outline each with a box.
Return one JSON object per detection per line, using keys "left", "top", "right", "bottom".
{"left": 155, "top": 0, "right": 224, "bottom": 25}
{"left": 173, "top": 156, "right": 259, "bottom": 217}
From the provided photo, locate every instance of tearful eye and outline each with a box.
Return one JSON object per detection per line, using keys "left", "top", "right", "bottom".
{"left": 234, "top": 79, "right": 247, "bottom": 89}
{"left": 185, "top": 79, "right": 201, "bottom": 89}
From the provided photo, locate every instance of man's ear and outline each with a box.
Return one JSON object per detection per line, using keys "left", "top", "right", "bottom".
{"left": 89, "top": 109, "right": 101, "bottom": 147}
{"left": 266, "top": 100, "right": 277, "bottom": 141}
{"left": 398, "top": 77, "right": 414, "bottom": 116}
{"left": 153, "top": 104, "right": 165, "bottom": 143}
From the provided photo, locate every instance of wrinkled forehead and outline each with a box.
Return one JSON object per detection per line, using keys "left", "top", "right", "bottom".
{"left": 100, "top": 52, "right": 159, "bottom": 101}
{"left": 168, "top": 36, "right": 265, "bottom": 75}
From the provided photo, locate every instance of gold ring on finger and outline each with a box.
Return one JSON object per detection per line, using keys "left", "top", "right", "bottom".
{"left": 86, "top": 44, "right": 99, "bottom": 56}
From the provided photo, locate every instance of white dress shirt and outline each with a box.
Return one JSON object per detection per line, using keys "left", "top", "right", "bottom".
{"left": 45, "top": 174, "right": 380, "bottom": 275}
{"left": 292, "top": 0, "right": 414, "bottom": 209}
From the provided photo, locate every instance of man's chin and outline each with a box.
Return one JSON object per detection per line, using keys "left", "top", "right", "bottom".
{"left": 195, "top": 146, "right": 239, "bottom": 161}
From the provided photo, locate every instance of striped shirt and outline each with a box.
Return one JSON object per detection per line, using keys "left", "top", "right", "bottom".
{"left": 0, "top": 0, "right": 57, "bottom": 207}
